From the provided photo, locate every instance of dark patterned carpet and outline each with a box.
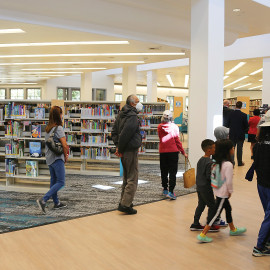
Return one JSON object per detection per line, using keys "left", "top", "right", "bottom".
{"left": 0, "top": 157, "right": 196, "bottom": 234}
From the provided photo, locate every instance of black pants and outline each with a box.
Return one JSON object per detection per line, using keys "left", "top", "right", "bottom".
{"left": 231, "top": 140, "right": 244, "bottom": 166}
{"left": 160, "top": 152, "right": 178, "bottom": 193}
{"left": 209, "top": 197, "right": 233, "bottom": 226}
{"left": 193, "top": 191, "right": 216, "bottom": 225}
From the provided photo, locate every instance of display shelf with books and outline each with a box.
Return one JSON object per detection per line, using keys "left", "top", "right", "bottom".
{"left": 250, "top": 99, "right": 262, "bottom": 116}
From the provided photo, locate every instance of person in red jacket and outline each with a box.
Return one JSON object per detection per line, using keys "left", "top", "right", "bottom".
{"left": 158, "top": 110, "right": 188, "bottom": 200}
{"left": 248, "top": 109, "right": 261, "bottom": 159}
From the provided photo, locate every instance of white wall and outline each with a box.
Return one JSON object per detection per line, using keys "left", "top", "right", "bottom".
{"left": 92, "top": 71, "right": 114, "bottom": 101}
{"left": 45, "top": 75, "right": 81, "bottom": 100}
{"left": 223, "top": 90, "right": 262, "bottom": 99}
{"left": 114, "top": 84, "right": 189, "bottom": 111}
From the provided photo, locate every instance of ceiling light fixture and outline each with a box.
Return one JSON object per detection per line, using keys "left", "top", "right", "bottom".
{"left": 223, "top": 76, "right": 229, "bottom": 80}
{"left": 0, "top": 53, "right": 185, "bottom": 58}
{"left": 157, "top": 82, "right": 161, "bottom": 86}
{"left": 233, "top": 8, "right": 241, "bottom": 12}
{"left": 0, "top": 41, "right": 129, "bottom": 48}
{"left": 224, "top": 76, "right": 249, "bottom": 88}
{"left": 185, "top": 75, "right": 189, "bottom": 88}
{"left": 225, "top": 62, "right": 246, "bottom": 75}
{"left": 21, "top": 68, "right": 106, "bottom": 71}
{"left": 166, "top": 75, "right": 174, "bottom": 87}
{"left": 0, "top": 61, "right": 145, "bottom": 66}
{"left": 0, "top": 29, "right": 25, "bottom": 34}
{"left": 248, "top": 85, "right": 262, "bottom": 90}
{"left": 9, "top": 71, "right": 83, "bottom": 74}
{"left": 259, "top": 79, "right": 263, "bottom": 81}
{"left": 249, "top": 68, "right": 263, "bottom": 75}
{"left": 234, "top": 83, "right": 252, "bottom": 89}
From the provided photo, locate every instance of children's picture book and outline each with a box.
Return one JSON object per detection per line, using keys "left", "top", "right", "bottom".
{"left": 34, "top": 108, "right": 45, "bottom": 119}
{"left": 29, "top": 141, "right": 42, "bottom": 157}
{"left": 26, "top": 161, "right": 39, "bottom": 177}
{"left": 31, "top": 125, "right": 41, "bottom": 138}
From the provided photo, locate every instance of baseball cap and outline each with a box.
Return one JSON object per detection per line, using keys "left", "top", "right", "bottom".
{"left": 260, "top": 110, "right": 270, "bottom": 127}
{"left": 163, "top": 110, "right": 172, "bottom": 119}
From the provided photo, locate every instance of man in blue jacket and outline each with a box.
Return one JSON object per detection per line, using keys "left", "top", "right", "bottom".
{"left": 226, "top": 101, "right": 249, "bottom": 166}
{"left": 112, "top": 95, "right": 142, "bottom": 214}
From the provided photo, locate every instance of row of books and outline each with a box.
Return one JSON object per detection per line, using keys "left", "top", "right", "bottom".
{"left": 5, "top": 103, "right": 46, "bottom": 119}
{"left": 80, "top": 105, "right": 116, "bottom": 118}
{"left": 5, "top": 122, "right": 23, "bottom": 137}
{"left": 81, "top": 120, "right": 108, "bottom": 131}
{"left": 81, "top": 147, "right": 110, "bottom": 159}
{"left": 140, "top": 116, "right": 162, "bottom": 124}
{"left": 81, "top": 134, "right": 108, "bottom": 144}
{"left": 144, "top": 142, "right": 159, "bottom": 149}
{"left": 5, "top": 141, "right": 24, "bottom": 156}
{"left": 6, "top": 159, "right": 39, "bottom": 177}
{"left": 138, "top": 105, "right": 166, "bottom": 115}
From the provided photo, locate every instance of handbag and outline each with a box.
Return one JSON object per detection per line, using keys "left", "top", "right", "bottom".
{"left": 183, "top": 158, "right": 196, "bottom": 188}
{"left": 46, "top": 126, "right": 63, "bottom": 156}
{"left": 245, "top": 162, "right": 255, "bottom": 182}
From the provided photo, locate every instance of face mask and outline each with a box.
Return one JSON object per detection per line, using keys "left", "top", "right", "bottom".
{"left": 135, "top": 102, "right": 143, "bottom": 111}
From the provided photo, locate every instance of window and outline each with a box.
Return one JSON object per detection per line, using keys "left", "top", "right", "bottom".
{"left": 10, "top": 89, "right": 24, "bottom": 99}
{"left": 57, "top": 88, "right": 68, "bottom": 100}
{"left": 92, "top": 88, "right": 106, "bottom": 101}
{"left": 115, "top": 94, "right": 122, "bottom": 101}
{"left": 27, "top": 88, "right": 41, "bottom": 99}
{"left": 167, "top": 96, "right": 174, "bottom": 111}
{"left": 0, "top": 89, "right": 6, "bottom": 99}
{"left": 185, "top": 96, "right": 189, "bottom": 111}
{"left": 71, "top": 89, "right": 80, "bottom": 101}
{"left": 137, "top": 95, "right": 147, "bottom": 102}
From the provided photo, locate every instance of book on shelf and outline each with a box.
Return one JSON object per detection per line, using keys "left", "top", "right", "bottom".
{"left": 31, "top": 125, "right": 41, "bottom": 138}
{"left": 34, "top": 108, "right": 45, "bottom": 119}
{"left": 5, "top": 159, "right": 17, "bottom": 176}
{"left": 81, "top": 147, "right": 110, "bottom": 159}
{"left": 5, "top": 141, "right": 19, "bottom": 156}
{"left": 13, "top": 121, "right": 22, "bottom": 137}
{"left": 0, "top": 108, "right": 3, "bottom": 121}
{"left": 26, "top": 160, "right": 39, "bottom": 177}
{"left": 5, "top": 123, "right": 12, "bottom": 137}
{"left": 18, "top": 140, "right": 24, "bottom": 157}
{"left": 5, "top": 103, "right": 26, "bottom": 118}
{"left": 29, "top": 141, "right": 42, "bottom": 157}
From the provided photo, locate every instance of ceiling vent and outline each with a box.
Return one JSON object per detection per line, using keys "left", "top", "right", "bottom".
{"left": 148, "top": 46, "right": 162, "bottom": 50}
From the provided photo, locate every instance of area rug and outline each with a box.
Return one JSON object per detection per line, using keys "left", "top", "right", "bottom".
{"left": 0, "top": 157, "right": 196, "bottom": 234}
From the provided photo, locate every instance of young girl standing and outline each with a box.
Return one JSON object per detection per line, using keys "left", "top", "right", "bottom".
{"left": 197, "top": 139, "right": 247, "bottom": 243}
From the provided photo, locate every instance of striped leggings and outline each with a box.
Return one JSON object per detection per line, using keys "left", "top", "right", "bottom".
{"left": 209, "top": 197, "right": 233, "bottom": 226}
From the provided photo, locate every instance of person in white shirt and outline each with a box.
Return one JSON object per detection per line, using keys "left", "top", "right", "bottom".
{"left": 197, "top": 139, "right": 247, "bottom": 243}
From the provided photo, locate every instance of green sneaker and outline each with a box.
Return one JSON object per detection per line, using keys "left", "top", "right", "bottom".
{"left": 229, "top": 227, "right": 247, "bottom": 236}
{"left": 253, "top": 247, "right": 270, "bottom": 257}
{"left": 197, "top": 234, "right": 212, "bottom": 243}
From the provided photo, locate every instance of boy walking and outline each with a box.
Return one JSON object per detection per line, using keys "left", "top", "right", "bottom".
{"left": 190, "top": 139, "right": 220, "bottom": 231}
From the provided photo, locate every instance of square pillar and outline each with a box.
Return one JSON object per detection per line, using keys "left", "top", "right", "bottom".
{"left": 189, "top": 0, "right": 225, "bottom": 167}
{"left": 81, "top": 73, "right": 92, "bottom": 101}
{"left": 147, "top": 70, "right": 158, "bottom": 102}
{"left": 122, "top": 66, "right": 137, "bottom": 101}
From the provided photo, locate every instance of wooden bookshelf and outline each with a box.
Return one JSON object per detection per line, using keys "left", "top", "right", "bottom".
{"left": 249, "top": 99, "right": 262, "bottom": 116}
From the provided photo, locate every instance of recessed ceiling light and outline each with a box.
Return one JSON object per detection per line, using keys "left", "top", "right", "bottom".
{"left": 0, "top": 41, "right": 129, "bottom": 48}
{"left": 249, "top": 68, "right": 263, "bottom": 75}
{"left": 185, "top": 75, "right": 189, "bottom": 88}
{"left": 9, "top": 71, "right": 83, "bottom": 74}
{"left": 166, "top": 75, "right": 174, "bottom": 87}
{"left": 233, "top": 8, "right": 241, "bottom": 12}
{"left": 224, "top": 76, "right": 249, "bottom": 88}
{"left": 249, "top": 85, "right": 262, "bottom": 90}
{"left": 21, "top": 68, "right": 106, "bottom": 71}
{"left": 226, "top": 62, "right": 246, "bottom": 75}
{"left": 0, "top": 61, "right": 144, "bottom": 66}
{"left": 223, "top": 76, "right": 229, "bottom": 80}
{"left": 259, "top": 79, "right": 263, "bottom": 81}
{"left": 0, "top": 29, "right": 25, "bottom": 34}
{"left": 157, "top": 82, "right": 161, "bottom": 86}
{"left": 234, "top": 83, "right": 252, "bottom": 89}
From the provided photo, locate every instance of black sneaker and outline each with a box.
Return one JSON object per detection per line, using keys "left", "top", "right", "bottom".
{"left": 118, "top": 203, "right": 133, "bottom": 208}
{"left": 253, "top": 247, "right": 270, "bottom": 257}
{"left": 36, "top": 198, "right": 46, "bottom": 214}
{"left": 190, "top": 224, "right": 205, "bottom": 231}
{"left": 118, "top": 204, "right": 137, "bottom": 215}
{"left": 53, "top": 202, "right": 67, "bottom": 210}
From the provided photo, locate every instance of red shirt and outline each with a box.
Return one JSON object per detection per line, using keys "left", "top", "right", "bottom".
{"left": 248, "top": 116, "right": 260, "bottom": 135}
{"left": 158, "top": 122, "right": 185, "bottom": 154}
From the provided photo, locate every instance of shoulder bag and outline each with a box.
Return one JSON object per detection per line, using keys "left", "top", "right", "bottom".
{"left": 46, "top": 126, "right": 63, "bottom": 156}
{"left": 183, "top": 158, "right": 196, "bottom": 188}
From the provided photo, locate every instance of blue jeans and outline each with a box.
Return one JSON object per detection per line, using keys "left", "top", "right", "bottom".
{"left": 257, "top": 184, "right": 270, "bottom": 248}
{"left": 43, "top": 159, "right": 65, "bottom": 204}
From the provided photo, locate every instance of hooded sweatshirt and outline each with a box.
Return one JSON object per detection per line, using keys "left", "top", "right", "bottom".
{"left": 111, "top": 104, "right": 142, "bottom": 153}
{"left": 158, "top": 122, "right": 185, "bottom": 154}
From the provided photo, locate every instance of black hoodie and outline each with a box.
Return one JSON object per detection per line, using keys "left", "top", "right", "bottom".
{"left": 111, "top": 104, "right": 142, "bottom": 153}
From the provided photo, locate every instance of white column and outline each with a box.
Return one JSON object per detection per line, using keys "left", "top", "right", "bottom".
{"left": 122, "top": 66, "right": 137, "bottom": 101}
{"left": 189, "top": 0, "right": 224, "bottom": 167}
{"left": 226, "top": 89, "right": 231, "bottom": 98}
{"left": 262, "top": 58, "right": 270, "bottom": 105}
{"left": 147, "top": 70, "right": 158, "bottom": 102}
{"left": 81, "top": 73, "right": 92, "bottom": 101}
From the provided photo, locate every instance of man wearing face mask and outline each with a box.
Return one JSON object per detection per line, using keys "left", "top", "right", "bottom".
{"left": 112, "top": 95, "right": 143, "bottom": 214}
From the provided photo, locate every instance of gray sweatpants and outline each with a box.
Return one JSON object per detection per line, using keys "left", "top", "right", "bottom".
{"left": 120, "top": 151, "right": 139, "bottom": 207}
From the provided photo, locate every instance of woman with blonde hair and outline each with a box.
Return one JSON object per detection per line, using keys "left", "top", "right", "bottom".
{"left": 37, "top": 106, "right": 69, "bottom": 214}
